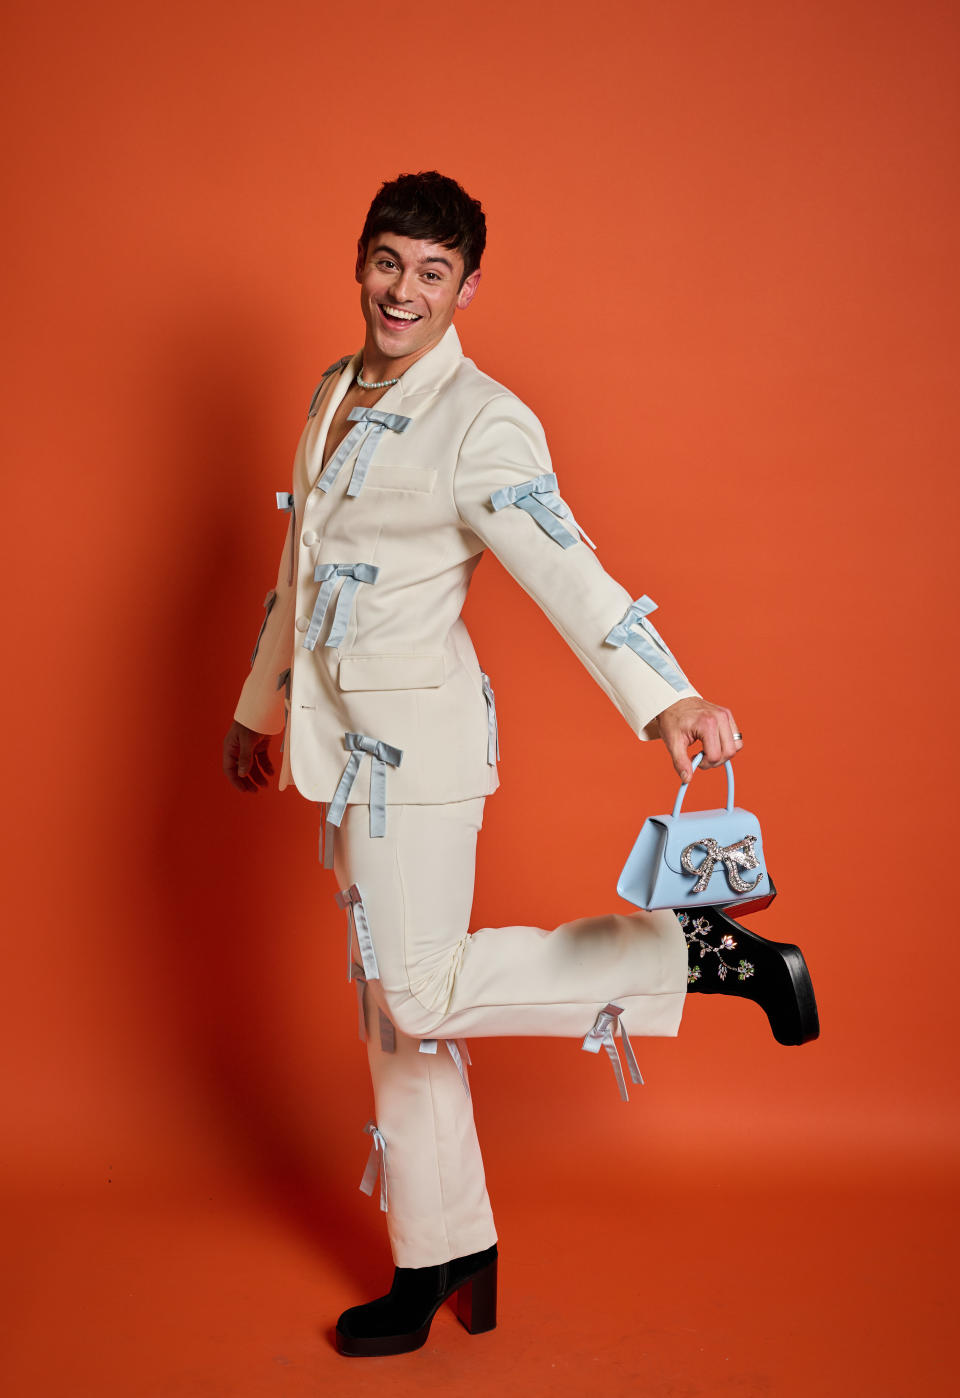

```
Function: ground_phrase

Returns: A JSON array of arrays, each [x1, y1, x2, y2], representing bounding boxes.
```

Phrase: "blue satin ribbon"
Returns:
[[603, 594, 689, 692], [349, 961, 368, 1042], [489, 472, 597, 550], [359, 1121, 388, 1211], [307, 356, 352, 417], [316, 407, 412, 497], [326, 733, 403, 840], [303, 563, 379, 652], [347, 972, 396, 1052], [250, 589, 277, 667], [480, 671, 500, 764], [337, 883, 380, 982], [418, 1038, 473, 1096], [317, 802, 334, 869], [378, 1010, 396, 1054], [275, 491, 295, 583], [581, 1002, 644, 1102]]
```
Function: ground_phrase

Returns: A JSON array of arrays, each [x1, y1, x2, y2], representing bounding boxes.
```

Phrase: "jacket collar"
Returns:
[[307, 324, 465, 487], [345, 323, 464, 410]]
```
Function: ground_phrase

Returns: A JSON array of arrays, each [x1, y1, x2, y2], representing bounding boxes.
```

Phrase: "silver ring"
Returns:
[[733, 731, 743, 740]]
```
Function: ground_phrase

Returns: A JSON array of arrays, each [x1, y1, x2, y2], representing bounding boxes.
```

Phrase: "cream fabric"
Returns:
[[334, 798, 687, 1266], [233, 326, 697, 1268], [233, 324, 699, 805], [361, 994, 498, 1267]]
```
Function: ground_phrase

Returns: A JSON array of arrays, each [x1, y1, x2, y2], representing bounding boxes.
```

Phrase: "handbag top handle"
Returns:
[[670, 751, 736, 818]]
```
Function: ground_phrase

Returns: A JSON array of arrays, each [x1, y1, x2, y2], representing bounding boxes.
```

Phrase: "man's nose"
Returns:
[[391, 268, 416, 301]]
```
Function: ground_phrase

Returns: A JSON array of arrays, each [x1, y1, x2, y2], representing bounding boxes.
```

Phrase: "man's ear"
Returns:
[[355, 240, 366, 282], [456, 267, 482, 311]]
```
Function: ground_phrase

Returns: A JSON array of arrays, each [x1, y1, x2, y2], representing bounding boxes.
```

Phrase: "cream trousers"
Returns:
[[329, 798, 688, 1267]]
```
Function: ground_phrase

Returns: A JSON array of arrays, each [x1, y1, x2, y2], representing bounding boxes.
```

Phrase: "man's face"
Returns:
[[355, 232, 481, 364]]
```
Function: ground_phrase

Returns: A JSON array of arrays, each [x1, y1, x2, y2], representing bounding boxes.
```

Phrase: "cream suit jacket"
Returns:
[[232, 324, 700, 807]]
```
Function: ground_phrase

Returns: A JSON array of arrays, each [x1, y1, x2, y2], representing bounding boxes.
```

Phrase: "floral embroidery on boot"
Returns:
[[677, 911, 755, 985]]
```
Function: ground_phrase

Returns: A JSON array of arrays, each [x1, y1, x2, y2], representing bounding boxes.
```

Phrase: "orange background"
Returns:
[[2, 1, 957, 1393]]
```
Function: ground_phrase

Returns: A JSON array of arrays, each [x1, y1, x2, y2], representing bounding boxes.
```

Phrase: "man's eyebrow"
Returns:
[[371, 242, 454, 271]]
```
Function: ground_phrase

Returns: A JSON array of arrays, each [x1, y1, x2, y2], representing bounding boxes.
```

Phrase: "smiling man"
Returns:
[[316, 204, 482, 482], [222, 171, 816, 1358]]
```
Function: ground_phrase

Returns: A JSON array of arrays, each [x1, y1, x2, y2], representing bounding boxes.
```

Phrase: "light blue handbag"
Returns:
[[617, 752, 771, 912]]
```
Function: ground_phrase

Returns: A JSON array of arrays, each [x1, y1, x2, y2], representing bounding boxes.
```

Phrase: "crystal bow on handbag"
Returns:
[[616, 753, 773, 912]]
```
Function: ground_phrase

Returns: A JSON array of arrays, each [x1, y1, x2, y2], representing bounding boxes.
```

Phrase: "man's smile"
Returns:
[[378, 303, 423, 327]]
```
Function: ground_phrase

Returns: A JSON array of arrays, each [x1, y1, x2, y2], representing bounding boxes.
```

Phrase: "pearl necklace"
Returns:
[[356, 365, 400, 390]]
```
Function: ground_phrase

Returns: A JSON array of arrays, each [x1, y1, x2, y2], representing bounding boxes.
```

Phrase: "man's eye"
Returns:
[[423, 272, 440, 281]]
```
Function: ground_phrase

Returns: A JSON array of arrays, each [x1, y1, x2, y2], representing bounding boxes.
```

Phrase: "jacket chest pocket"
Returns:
[[363, 463, 437, 493]]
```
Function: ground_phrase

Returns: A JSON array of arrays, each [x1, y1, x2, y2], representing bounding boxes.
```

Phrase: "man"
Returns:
[[222, 172, 816, 1357]]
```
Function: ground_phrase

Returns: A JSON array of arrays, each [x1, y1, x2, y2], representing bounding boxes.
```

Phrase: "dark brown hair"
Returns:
[[359, 171, 486, 284]]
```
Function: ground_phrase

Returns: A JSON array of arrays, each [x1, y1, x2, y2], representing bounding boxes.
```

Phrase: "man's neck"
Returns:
[[360, 333, 444, 386]]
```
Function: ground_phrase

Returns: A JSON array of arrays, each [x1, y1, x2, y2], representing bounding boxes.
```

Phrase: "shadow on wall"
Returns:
[[130, 299, 383, 1283]]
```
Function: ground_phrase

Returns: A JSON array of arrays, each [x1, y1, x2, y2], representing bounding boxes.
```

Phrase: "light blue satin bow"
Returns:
[[359, 1120, 388, 1211], [419, 1037, 473, 1096], [250, 589, 277, 667], [489, 472, 597, 550], [604, 594, 689, 692], [582, 1002, 644, 1102], [303, 563, 379, 651], [337, 883, 380, 982], [275, 491, 295, 583], [326, 732, 403, 840], [317, 407, 412, 497], [480, 671, 500, 765]]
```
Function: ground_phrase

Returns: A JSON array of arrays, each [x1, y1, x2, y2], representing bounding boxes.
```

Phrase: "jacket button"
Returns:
[[302, 530, 317, 546], [295, 616, 309, 632]]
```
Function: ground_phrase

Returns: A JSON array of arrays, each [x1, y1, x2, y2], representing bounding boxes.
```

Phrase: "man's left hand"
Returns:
[[656, 696, 743, 784]]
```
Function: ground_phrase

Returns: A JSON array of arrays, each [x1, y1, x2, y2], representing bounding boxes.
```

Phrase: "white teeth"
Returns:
[[381, 305, 420, 321]]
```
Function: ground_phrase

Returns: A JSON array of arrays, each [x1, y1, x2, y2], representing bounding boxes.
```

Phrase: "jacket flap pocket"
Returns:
[[364, 464, 437, 493], [338, 653, 446, 691]]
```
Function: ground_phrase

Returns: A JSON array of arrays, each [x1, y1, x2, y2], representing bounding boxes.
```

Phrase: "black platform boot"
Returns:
[[679, 896, 820, 1046], [335, 1243, 498, 1357]]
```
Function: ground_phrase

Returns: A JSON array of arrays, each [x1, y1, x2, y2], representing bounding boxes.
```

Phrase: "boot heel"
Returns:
[[454, 1257, 498, 1334]]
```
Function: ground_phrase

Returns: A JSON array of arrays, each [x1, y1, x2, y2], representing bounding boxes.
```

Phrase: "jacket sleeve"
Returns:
[[232, 508, 297, 735], [451, 393, 701, 741]]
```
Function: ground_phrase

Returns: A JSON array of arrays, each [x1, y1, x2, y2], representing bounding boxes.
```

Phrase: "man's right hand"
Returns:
[[222, 720, 275, 794]]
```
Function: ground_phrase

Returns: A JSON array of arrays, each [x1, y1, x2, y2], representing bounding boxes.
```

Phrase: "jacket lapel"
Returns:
[[304, 353, 361, 487], [304, 324, 465, 490]]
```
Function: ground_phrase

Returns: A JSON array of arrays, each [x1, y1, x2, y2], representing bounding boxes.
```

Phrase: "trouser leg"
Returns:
[[331, 797, 687, 1268], [360, 984, 497, 1267], [334, 799, 687, 1044], [333, 798, 496, 1268]]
